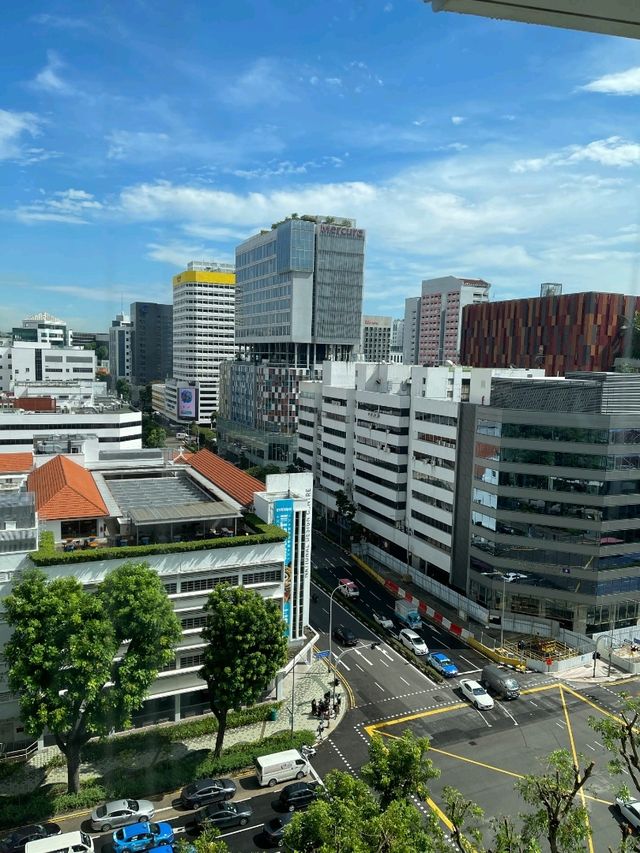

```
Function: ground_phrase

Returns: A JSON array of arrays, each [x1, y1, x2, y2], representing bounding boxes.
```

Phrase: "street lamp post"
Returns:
[[327, 583, 343, 704], [499, 575, 507, 652]]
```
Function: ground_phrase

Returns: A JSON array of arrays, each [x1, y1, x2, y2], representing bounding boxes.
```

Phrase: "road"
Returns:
[[50, 534, 635, 851]]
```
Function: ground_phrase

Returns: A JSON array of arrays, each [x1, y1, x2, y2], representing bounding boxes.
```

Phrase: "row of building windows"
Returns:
[[355, 486, 404, 509], [477, 421, 640, 446], [476, 443, 640, 472], [415, 431, 456, 449], [355, 451, 407, 474], [413, 451, 455, 471], [411, 470, 454, 491], [414, 411, 457, 426], [322, 455, 345, 470], [411, 509, 452, 535], [411, 490, 452, 513], [475, 467, 640, 496], [357, 402, 410, 417], [356, 467, 404, 492]]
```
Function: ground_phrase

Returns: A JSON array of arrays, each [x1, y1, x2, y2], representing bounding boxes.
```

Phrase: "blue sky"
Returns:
[[1, 1, 640, 333]]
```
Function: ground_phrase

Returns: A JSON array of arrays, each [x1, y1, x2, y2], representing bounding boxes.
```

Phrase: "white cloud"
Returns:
[[107, 130, 171, 160], [582, 66, 640, 96], [221, 59, 294, 107], [31, 13, 93, 31], [29, 50, 73, 94], [512, 136, 640, 172], [0, 109, 41, 160], [229, 155, 344, 179], [15, 188, 102, 225], [451, 115, 466, 125]]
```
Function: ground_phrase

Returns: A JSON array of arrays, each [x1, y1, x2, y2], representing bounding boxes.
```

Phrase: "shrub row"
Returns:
[[30, 515, 287, 567], [0, 729, 314, 829], [311, 572, 444, 684], [82, 702, 282, 762]]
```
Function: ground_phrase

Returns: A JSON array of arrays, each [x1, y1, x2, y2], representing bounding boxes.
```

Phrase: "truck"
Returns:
[[395, 600, 422, 630]]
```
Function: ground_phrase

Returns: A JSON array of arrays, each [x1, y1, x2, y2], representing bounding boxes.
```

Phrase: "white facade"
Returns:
[[0, 407, 142, 454], [109, 313, 133, 382], [172, 261, 236, 423], [1, 342, 95, 393], [19, 312, 71, 347], [299, 362, 543, 583]]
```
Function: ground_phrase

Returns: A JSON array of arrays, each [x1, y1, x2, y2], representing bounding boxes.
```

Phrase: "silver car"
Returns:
[[616, 797, 640, 830], [90, 799, 155, 832]]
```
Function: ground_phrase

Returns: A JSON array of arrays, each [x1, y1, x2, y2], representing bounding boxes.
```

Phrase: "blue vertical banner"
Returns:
[[274, 499, 294, 566], [274, 499, 295, 638]]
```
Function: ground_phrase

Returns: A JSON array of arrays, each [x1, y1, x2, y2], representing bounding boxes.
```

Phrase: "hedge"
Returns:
[[30, 514, 287, 567], [82, 702, 283, 762], [312, 573, 444, 684], [0, 730, 314, 829]]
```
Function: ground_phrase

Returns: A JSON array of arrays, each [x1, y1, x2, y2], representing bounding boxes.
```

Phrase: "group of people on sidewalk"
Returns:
[[311, 690, 341, 723]]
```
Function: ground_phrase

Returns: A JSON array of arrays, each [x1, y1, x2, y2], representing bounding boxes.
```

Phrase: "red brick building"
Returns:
[[460, 291, 640, 376]]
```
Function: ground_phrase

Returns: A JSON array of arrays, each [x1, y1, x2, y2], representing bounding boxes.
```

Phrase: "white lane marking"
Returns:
[[429, 625, 443, 636], [374, 681, 385, 691], [355, 663, 365, 673], [155, 806, 175, 815], [340, 558, 351, 565], [370, 591, 382, 601], [498, 703, 519, 727], [219, 823, 264, 838], [354, 649, 374, 666], [586, 744, 596, 751], [595, 741, 604, 749], [321, 607, 329, 615], [459, 656, 477, 668], [529, 700, 539, 708], [380, 658, 390, 668], [458, 668, 482, 676], [475, 709, 492, 728], [400, 676, 411, 686], [338, 660, 351, 671], [381, 648, 394, 660], [555, 721, 566, 729]]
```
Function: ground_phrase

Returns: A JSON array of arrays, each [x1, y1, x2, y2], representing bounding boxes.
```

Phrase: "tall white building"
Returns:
[[171, 261, 236, 424], [298, 362, 541, 585], [0, 341, 96, 393], [418, 276, 490, 366], [109, 313, 133, 384]]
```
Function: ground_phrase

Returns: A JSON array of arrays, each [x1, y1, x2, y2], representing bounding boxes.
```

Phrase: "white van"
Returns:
[[26, 832, 94, 853], [255, 748, 310, 787], [399, 628, 428, 656], [176, 432, 189, 440]]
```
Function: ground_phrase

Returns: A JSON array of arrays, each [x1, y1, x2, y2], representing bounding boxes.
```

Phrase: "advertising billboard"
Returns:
[[178, 386, 198, 419]]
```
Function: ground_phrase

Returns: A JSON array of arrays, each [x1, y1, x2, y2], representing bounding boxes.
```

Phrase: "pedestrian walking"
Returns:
[[316, 722, 324, 741], [311, 698, 317, 717]]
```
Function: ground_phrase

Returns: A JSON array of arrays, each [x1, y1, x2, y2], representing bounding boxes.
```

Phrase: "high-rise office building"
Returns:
[[13, 312, 72, 347], [403, 297, 421, 365], [130, 302, 173, 387], [165, 261, 236, 425], [361, 316, 392, 362], [218, 215, 365, 468], [109, 313, 133, 385], [418, 276, 490, 366], [461, 290, 640, 376]]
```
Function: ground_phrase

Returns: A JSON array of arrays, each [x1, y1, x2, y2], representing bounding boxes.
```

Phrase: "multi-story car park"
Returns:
[[0, 445, 312, 753]]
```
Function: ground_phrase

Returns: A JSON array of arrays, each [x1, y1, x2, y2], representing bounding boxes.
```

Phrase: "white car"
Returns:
[[399, 628, 428, 656], [460, 678, 495, 710], [372, 612, 394, 630], [503, 572, 528, 583], [616, 797, 640, 829]]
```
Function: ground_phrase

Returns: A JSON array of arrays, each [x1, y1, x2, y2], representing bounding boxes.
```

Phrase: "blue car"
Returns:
[[112, 822, 174, 853], [429, 652, 459, 678]]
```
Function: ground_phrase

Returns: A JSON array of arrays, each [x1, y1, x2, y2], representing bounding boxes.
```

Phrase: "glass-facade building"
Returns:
[[467, 374, 640, 634]]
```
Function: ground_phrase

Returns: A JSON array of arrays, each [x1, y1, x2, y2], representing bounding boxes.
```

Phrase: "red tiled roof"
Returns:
[[27, 455, 109, 520], [0, 452, 33, 474], [189, 449, 264, 506]]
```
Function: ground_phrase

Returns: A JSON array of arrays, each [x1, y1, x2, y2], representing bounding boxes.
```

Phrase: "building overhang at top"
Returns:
[[425, 1, 640, 40]]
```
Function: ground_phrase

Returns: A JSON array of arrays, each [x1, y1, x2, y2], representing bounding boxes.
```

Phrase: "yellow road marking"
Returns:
[[364, 701, 466, 737], [560, 685, 595, 853], [426, 796, 454, 832]]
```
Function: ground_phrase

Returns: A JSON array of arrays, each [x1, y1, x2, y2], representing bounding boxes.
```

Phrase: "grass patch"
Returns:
[[0, 730, 314, 829]]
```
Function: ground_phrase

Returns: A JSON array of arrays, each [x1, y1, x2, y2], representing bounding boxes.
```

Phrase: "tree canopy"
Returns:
[[199, 584, 287, 756], [361, 731, 439, 809], [4, 563, 181, 792]]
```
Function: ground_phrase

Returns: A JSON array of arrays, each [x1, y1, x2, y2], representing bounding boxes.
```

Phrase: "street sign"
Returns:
[[315, 650, 331, 660]]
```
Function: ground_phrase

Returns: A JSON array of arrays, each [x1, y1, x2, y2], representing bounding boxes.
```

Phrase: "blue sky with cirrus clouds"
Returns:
[[1, 1, 640, 332]]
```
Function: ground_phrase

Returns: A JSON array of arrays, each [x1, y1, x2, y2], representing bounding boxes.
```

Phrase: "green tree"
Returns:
[[589, 693, 640, 794], [199, 584, 287, 757], [139, 384, 153, 413], [516, 749, 593, 853], [175, 825, 229, 853], [283, 770, 443, 853], [361, 731, 440, 809], [142, 416, 166, 448], [4, 564, 181, 793], [116, 378, 131, 401]]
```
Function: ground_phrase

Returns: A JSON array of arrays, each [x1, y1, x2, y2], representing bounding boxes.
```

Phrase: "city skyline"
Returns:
[[1, 1, 640, 332]]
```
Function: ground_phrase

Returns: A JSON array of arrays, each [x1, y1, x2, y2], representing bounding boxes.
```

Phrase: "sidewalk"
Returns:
[[0, 656, 346, 796]]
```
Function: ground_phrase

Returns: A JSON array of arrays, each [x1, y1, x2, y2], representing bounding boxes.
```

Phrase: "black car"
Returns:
[[333, 625, 357, 646], [192, 801, 253, 830], [0, 824, 61, 853], [179, 778, 237, 809], [279, 782, 319, 812], [263, 814, 293, 846]]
